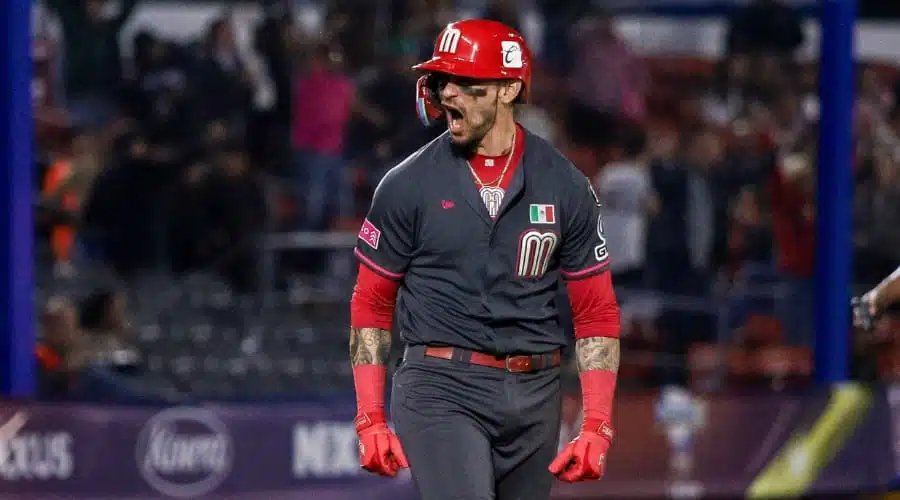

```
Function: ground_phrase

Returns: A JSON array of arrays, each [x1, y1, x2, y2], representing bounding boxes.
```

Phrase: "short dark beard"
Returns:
[[449, 139, 478, 157], [449, 100, 499, 157], [448, 120, 486, 157]]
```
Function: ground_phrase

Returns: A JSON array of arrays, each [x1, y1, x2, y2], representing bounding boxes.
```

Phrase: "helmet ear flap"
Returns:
[[416, 75, 444, 127]]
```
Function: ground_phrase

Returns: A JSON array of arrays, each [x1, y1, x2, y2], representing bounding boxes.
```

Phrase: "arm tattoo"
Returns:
[[575, 337, 620, 372], [349, 327, 392, 366]]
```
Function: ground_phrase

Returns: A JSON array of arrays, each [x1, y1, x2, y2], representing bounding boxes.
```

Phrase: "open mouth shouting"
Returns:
[[445, 105, 465, 135]]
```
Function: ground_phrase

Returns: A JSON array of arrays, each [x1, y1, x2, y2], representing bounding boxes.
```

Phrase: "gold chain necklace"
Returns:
[[467, 128, 517, 189]]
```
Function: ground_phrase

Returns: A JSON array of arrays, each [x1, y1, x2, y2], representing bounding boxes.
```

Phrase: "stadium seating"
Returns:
[[37, 267, 359, 399]]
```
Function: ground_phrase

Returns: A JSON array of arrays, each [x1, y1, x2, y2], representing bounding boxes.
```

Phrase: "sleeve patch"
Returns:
[[358, 218, 382, 250]]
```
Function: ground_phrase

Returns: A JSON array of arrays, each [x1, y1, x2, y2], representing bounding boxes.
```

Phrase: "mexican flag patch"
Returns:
[[529, 204, 556, 224]]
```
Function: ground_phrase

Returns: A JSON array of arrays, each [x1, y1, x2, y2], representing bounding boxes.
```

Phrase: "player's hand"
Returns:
[[852, 291, 878, 331], [355, 412, 409, 477], [548, 419, 613, 482]]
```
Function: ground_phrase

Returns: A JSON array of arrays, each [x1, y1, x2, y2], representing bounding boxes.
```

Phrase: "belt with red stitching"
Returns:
[[420, 345, 561, 373]]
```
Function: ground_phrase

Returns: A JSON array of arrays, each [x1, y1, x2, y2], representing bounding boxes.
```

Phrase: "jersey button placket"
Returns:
[[478, 232, 491, 305]]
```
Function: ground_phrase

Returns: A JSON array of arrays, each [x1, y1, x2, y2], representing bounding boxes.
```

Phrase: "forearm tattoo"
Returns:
[[349, 327, 392, 366], [575, 337, 620, 372]]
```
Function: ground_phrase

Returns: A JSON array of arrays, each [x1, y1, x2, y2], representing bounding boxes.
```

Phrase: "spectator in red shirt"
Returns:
[[768, 149, 816, 346], [292, 44, 356, 230]]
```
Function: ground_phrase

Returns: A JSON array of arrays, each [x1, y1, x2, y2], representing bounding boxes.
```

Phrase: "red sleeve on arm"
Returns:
[[566, 271, 620, 428], [350, 264, 401, 417], [565, 271, 620, 339], [350, 263, 401, 331]]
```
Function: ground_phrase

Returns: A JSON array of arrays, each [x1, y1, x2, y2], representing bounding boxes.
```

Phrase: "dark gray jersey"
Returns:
[[355, 129, 610, 354]]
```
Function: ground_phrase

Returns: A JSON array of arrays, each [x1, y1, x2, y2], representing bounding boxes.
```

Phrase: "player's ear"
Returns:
[[499, 81, 523, 106]]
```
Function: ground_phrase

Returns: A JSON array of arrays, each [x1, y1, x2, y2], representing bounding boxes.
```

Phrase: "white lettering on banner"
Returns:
[[136, 407, 233, 499], [292, 422, 360, 478], [0, 432, 74, 481], [145, 430, 229, 474], [438, 28, 461, 54]]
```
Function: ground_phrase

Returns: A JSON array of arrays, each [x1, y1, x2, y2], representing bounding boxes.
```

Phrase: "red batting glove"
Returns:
[[549, 419, 613, 482], [351, 361, 408, 477], [355, 411, 409, 477]]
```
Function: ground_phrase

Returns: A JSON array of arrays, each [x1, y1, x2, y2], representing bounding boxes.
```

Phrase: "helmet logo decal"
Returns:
[[501, 41, 523, 68], [438, 28, 462, 54]]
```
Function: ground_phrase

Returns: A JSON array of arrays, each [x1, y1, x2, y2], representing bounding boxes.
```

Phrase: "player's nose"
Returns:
[[440, 81, 462, 100]]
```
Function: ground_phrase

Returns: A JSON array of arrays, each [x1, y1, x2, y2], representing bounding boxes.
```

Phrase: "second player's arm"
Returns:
[[870, 265, 900, 313]]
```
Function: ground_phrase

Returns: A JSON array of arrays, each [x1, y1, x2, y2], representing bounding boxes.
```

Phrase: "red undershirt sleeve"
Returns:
[[564, 271, 620, 339], [349, 264, 401, 418], [565, 271, 620, 429], [350, 263, 401, 331]]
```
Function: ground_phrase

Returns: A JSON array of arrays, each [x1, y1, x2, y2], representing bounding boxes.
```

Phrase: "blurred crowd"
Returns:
[[30, 0, 900, 401]]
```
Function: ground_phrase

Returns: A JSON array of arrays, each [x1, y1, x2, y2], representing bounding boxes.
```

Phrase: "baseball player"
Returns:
[[348, 20, 621, 500]]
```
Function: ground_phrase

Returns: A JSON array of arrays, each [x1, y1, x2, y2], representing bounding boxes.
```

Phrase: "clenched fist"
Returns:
[[549, 419, 613, 482], [355, 412, 409, 477]]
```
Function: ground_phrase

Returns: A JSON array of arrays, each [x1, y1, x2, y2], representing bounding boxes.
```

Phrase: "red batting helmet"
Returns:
[[413, 19, 533, 126]]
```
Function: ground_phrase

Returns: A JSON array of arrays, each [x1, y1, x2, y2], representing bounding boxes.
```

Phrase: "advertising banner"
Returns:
[[0, 400, 416, 499], [0, 386, 894, 499]]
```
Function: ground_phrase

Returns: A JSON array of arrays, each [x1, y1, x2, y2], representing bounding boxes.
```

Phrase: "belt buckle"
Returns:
[[505, 356, 531, 373]]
